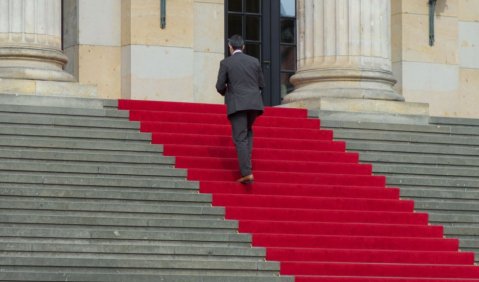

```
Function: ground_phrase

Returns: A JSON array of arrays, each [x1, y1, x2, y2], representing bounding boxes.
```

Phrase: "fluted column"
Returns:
[[0, 0, 74, 81], [284, 0, 403, 104]]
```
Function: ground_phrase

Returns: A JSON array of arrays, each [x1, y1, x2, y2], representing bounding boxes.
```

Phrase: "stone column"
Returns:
[[283, 0, 404, 104], [0, 0, 74, 81]]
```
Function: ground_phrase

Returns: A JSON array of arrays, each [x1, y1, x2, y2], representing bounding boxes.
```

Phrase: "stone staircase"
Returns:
[[320, 115, 479, 262], [3, 94, 479, 280], [0, 96, 291, 282]]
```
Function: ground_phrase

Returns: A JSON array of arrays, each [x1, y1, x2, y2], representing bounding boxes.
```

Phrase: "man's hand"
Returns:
[[218, 85, 227, 96]]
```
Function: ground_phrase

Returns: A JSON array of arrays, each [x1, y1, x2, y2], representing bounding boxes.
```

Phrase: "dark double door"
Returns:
[[225, 0, 296, 106]]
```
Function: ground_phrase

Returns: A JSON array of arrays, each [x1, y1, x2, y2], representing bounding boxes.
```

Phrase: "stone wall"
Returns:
[[458, 0, 479, 118], [63, 0, 121, 99], [392, 0, 479, 118], [64, 0, 224, 103]]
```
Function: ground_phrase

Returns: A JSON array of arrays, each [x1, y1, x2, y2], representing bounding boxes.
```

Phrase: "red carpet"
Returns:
[[119, 99, 479, 281]]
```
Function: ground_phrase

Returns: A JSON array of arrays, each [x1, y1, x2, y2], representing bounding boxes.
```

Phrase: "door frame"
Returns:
[[224, 0, 282, 106]]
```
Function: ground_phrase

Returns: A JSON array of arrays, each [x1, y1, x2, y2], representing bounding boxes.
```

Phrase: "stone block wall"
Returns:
[[63, 0, 121, 99], [392, 0, 479, 118], [63, 0, 224, 103]]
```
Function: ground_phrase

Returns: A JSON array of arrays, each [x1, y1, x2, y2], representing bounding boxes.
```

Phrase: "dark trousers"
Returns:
[[228, 110, 260, 177]]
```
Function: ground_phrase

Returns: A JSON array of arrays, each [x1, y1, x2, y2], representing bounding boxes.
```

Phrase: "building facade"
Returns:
[[1, 0, 478, 118]]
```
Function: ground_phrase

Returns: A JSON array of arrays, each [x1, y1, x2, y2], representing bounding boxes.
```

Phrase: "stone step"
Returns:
[[346, 140, 479, 157], [103, 99, 119, 108], [0, 271, 292, 282], [400, 188, 479, 201], [0, 149, 172, 165], [0, 170, 185, 182], [360, 151, 479, 167], [1, 209, 223, 222], [2, 252, 266, 264], [0, 136, 164, 153], [459, 238, 479, 249], [0, 173, 198, 190], [444, 226, 479, 237], [0, 182, 198, 195], [0, 157, 173, 169], [428, 212, 479, 224], [386, 175, 479, 189], [331, 129, 479, 146], [0, 213, 237, 232], [0, 239, 263, 259], [322, 120, 451, 134], [0, 160, 185, 178], [399, 185, 479, 191], [0, 185, 203, 201], [455, 238, 479, 262], [0, 124, 150, 141], [0, 102, 127, 119], [0, 254, 279, 272], [413, 200, 479, 213], [398, 185, 479, 194], [373, 163, 479, 178], [0, 112, 139, 130], [0, 226, 251, 246], [455, 239, 479, 257], [431, 116, 479, 127], [0, 256, 280, 275], [0, 198, 220, 218], [0, 93, 109, 109], [322, 119, 479, 136]]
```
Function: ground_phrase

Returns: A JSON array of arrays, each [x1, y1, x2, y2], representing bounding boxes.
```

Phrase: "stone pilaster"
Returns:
[[0, 0, 74, 81], [284, 0, 403, 103]]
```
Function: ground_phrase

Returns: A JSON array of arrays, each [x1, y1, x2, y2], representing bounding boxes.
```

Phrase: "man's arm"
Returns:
[[257, 61, 265, 91], [216, 61, 228, 96]]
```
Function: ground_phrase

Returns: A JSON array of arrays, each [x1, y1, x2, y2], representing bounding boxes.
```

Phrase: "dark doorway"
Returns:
[[225, 0, 296, 106]]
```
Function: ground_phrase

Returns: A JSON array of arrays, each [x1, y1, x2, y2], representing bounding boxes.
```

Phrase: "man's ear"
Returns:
[[242, 45, 245, 51]]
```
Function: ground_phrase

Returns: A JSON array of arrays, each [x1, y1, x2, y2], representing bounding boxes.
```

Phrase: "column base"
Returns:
[[0, 67, 75, 82], [0, 78, 97, 98], [280, 97, 430, 125], [286, 67, 405, 102], [283, 83, 405, 103], [0, 46, 75, 82]]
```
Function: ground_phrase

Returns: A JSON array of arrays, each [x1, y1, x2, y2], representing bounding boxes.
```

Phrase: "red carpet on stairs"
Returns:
[[119, 99, 479, 282]]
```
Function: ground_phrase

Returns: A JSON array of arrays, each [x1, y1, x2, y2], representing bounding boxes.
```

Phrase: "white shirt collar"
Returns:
[[233, 50, 243, 55]]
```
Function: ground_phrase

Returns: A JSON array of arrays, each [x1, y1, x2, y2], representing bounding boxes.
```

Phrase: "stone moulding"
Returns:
[[0, 46, 74, 82], [0, 47, 68, 66]]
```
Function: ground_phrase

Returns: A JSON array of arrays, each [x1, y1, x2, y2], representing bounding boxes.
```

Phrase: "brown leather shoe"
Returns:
[[237, 174, 254, 184]]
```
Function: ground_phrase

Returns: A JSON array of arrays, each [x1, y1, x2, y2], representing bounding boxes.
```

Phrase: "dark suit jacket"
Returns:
[[216, 52, 265, 116]]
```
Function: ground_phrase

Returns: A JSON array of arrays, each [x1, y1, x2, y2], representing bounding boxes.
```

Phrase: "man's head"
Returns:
[[228, 34, 244, 54]]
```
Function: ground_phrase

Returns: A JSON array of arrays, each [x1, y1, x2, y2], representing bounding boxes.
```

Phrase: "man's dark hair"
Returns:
[[228, 35, 244, 50]]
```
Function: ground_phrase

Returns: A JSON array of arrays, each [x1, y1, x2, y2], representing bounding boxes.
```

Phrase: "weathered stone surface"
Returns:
[[285, 97, 429, 124], [0, 79, 97, 98]]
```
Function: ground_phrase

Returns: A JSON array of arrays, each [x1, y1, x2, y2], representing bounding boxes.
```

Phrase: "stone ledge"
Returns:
[[0, 79, 100, 109], [281, 97, 430, 125]]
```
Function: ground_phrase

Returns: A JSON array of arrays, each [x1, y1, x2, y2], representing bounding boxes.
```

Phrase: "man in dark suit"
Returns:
[[216, 35, 265, 184]]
